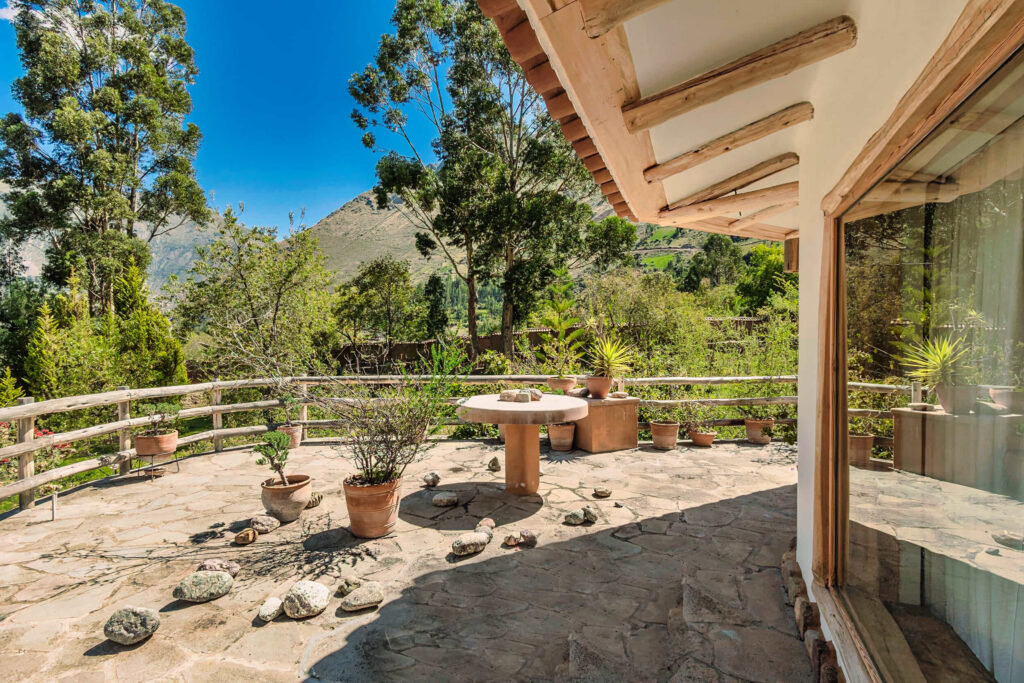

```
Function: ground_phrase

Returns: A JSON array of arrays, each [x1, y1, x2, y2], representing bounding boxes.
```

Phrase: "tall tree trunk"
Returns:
[[500, 243, 515, 357], [465, 241, 479, 360]]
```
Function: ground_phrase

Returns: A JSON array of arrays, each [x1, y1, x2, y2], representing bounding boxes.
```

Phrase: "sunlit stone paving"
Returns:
[[0, 438, 810, 681]]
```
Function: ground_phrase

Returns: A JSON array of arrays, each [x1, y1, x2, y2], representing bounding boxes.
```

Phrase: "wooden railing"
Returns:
[[0, 374, 916, 510]]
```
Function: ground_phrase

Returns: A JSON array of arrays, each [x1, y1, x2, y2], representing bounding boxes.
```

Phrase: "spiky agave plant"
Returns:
[[588, 336, 635, 379], [901, 336, 970, 386]]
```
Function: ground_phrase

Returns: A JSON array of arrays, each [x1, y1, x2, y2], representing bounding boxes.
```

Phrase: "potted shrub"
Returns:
[[275, 394, 303, 448], [679, 401, 717, 447], [536, 268, 584, 394], [134, 403, 180, 457], [254, 430, 312, 522], [847, 416, 875, 468], [741, 379, 782, 444], [320, 344, 463, 538], [902, 336, 976, 414], [586, 336, 634, 399], [548, 422, 575, 451]]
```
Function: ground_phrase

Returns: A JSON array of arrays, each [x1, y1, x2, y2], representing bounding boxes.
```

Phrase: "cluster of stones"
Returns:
[[498, 388, 543, 402], [564, 504, 599, 526], [781, 539, 840, 683], [233, 513, 281, 545]]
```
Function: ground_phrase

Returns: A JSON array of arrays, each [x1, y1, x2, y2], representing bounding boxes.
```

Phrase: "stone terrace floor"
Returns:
[[0, 438, 810, 682]]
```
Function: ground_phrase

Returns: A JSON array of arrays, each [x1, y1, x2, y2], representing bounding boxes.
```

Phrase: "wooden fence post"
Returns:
[[117, 386, 131, 475], [212, 383, 223, 452], [911, 381, 922, 404], [298, 381, 308, 441], [17, 397, 35, 509]]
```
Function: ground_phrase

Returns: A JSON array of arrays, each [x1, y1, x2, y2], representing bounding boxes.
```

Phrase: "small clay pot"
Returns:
[[586, 376, 614, 399], [848, 434, 874, 467], [934, 384, 977, 415], [744, 418, 774, 445], [261, 474, 312, 522], [650, 421, 680, 450], [688, 430, 717, 447], [548, 422, 575, 451], [546, 376, 577, 393], [276, 424, 303, 449], [344, 476, 403, 539], [135, 430, 178, 457]]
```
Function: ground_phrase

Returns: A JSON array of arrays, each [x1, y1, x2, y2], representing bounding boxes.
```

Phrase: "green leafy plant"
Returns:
[[281, 394, 302, 426], [675, 401, 714, 433], [901, 336, 970, 386], [588, 336, 635, 378], [535, 268, 585, 378], [136, 403, 180, 437], [254, 431, 292, 486]]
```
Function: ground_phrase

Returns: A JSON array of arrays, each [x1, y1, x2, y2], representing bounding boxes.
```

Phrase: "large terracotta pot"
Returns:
[[848, 434, 874, 467], [989, 387, 1024, 414], [344, 476, 403, 539], [650, 421, 680, 450], [744, 418, 774, 445], [586, 376, 614, 399], [135, 430, 178, 457], [277, 424, 303, 449], [934, 384, 977, 414], [548, 422, 575, 451], [546, 376, 577, 393], [688, 430, 717, 447], [261, 474, 312, 522]]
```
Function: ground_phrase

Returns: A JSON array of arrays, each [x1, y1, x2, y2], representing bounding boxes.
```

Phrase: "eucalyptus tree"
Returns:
[[0, 0, 209, 313]]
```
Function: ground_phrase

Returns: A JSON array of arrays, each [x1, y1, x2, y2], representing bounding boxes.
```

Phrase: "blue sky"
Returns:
[[0, 1, 430, 234]]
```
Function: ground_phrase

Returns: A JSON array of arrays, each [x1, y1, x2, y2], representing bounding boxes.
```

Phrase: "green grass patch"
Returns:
[[642, 254, 673, 270]]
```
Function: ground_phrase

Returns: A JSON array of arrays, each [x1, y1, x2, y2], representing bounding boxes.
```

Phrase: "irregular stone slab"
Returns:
[[234, 528, 257, 545], [593, 486, 612, 498], [564, 510, 586, 525], [306, 491, 323, 509], [282, 581, 330, 619], [529, 388, 543, 401], [610, 391, 629, 399], [487, 456, 501, 472], [334, 574, 364, 597], [173, 571, 233, 603], [423, 471, 441, 487], [250, 515, 281, 534], [498, 389, 518, 402], [452, 531, 491, 556], [257, 597, 283, 622], [339, 581, 384, 612], [104, 606, 160, 645], [568, 387, 589, 397], [519, 529, 538, 547], [432, 491, 458, 507], [197, 558, 240, 577], [514, 390, 531, 403]]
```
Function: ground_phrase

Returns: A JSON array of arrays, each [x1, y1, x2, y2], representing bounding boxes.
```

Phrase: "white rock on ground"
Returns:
[[172, 571, 233, 603], [519, 529, 538, 547], [432, 491, 459, 507], [250, 515, 281, 534], [339, 582, 384, 612], [257, 597, 283, 622], [582, 505, 598, 523], [282, 581, 331, 619], [593, 486, 612, 498], [452, 531, 491, 556], [423, 471, 441, 487], [475, 525, 494, 542], [334, 574, 364, 597], [197, 558, 240, 577], [564, 510, 586, 525], [104, 606, 160, 645]]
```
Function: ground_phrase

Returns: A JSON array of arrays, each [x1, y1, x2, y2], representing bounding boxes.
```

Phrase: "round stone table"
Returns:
[[456, 394, 588, 495]]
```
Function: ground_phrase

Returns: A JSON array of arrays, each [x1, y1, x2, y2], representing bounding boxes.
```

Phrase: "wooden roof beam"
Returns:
[[659, 182, 799, 222], [645, 103, 813, 182], [622, 16, 855, 133], [667, 153, 799, 209], [581, 0, 674, 38], [727, 201, 798, 233]]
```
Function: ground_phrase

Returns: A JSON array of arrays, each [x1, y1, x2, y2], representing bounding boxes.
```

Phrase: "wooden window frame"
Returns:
[[812, 1, 1024, 680]]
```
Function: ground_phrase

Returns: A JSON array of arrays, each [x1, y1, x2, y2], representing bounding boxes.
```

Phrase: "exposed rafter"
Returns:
[[580, 0, 674, 38], [659, 182, 799, 222], [622, 17, 855, 133], [728, 202, 799, 232], [667, 153, 799, 209], [645, 104, 813, 183]]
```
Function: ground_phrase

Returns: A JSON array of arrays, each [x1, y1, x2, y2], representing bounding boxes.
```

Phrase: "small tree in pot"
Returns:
[[254, 430, 311, 522], [275, 394, 304, 448], [586, 336, 634, 399], [536, 268, 584, 394], [134, 403, 180, 457]]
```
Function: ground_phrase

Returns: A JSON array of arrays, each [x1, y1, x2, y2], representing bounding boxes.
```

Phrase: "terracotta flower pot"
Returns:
[[744, 418, 774, 445], [261, 473, 312, 523], [135, 430, 178, 457], [546, 376, 577, 393], [276, 424, 303, 449], [848, 434, 874, 467], [548, 422, 575, 451], [650, 421, 680, 450], [989, 387, 1024, 414], [688, 430, 717, 447], [934, 384, 977, 414], [586, 376, 614, 399], [344, 476, 403, 539]]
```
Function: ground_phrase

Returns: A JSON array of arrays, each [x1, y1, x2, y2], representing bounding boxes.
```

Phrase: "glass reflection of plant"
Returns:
[[901, 336, 970, 386]]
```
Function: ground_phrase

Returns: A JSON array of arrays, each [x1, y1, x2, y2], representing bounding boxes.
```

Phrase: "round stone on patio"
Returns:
[[197, 558, 240, 577], [432, 491, 459, 507], [172, 570, 233, 603], [250, 514, 281, 534], [103, 606, 160, 645], [339, 581, 384, 612], [257, 597, 283, 622], [283, 581, 330, 619]]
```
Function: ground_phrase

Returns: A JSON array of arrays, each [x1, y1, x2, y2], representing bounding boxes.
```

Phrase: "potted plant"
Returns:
[[741, 379, 781, 444], [586, 336, 634, 400], [901, 336, 976, 414], [275, 394, 303, 448], [321, 344, 463, 538], [646, 406, 679, 450], [847, 416, 875, 468], [548, 422, 575, 451], [989, 362, 1024, 413], [679, 401, 717, 447], [134, 403, 180, 457], [254, 430, 312, 522], [536, 268, 584, 393]]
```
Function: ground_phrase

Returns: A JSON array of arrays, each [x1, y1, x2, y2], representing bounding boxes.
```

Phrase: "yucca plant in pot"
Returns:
[[586, 336, 634, 399], [134, 403, 180, 457], [679, 401, 717, 447], [536, 267, 584, 394], [901, 336, 975, 414], [255, 430, 311, 522]]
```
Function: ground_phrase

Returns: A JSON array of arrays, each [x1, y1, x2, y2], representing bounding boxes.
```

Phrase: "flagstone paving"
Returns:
[[0, 437, 809, 682]]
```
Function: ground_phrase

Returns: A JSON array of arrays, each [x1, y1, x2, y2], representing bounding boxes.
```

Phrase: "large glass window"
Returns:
[[841, 49, 1024, 681]]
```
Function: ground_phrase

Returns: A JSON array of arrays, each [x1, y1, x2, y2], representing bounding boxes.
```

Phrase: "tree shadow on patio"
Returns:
[[398, 481, 543, 531], [305, 485, 813, 683]]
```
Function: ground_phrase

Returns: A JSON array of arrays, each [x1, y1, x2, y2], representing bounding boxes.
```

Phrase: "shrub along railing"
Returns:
[[0, 374, 916, 511]]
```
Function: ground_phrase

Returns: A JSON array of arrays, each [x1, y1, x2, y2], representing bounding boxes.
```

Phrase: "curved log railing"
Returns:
[[0, 374, 916, 510]]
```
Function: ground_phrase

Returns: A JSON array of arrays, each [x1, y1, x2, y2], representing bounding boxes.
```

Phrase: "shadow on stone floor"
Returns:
[[305, 484, 812, 683], [398, 482, 544, 531]]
